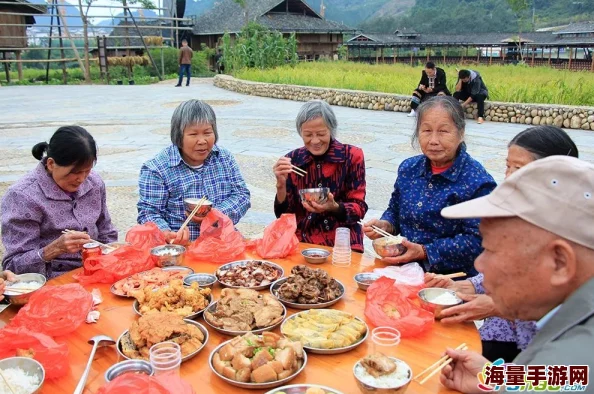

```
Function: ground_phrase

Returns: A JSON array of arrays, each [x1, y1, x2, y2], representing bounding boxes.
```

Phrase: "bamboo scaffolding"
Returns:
[[0, 11, 191, 21], [0, 57, 99, 63], [0, 1, 167, 10], [0, 23, 193, 30], [3, 35, 173, 40], [0, 46, 169, 51]]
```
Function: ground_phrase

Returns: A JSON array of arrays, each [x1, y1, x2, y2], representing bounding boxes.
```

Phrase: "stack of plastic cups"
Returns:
[[149, 342, 181, 378], [332, 227, 352, 267]]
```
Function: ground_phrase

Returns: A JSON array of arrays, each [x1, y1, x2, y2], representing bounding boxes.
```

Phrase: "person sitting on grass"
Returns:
[[453, 69, 488, 125], [408, 61, 450, 117]]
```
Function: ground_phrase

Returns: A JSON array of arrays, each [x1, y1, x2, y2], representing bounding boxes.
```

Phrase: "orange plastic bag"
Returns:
[[75, 246, 154, 285], [125, 222, 167, 250], [8, 284, 93, 337], [248, 214, 299, 259], [0, 327, 69, 379], [97, 372, 195, 394], [364, 276, 434, 338], [186, 209, 245, 263]]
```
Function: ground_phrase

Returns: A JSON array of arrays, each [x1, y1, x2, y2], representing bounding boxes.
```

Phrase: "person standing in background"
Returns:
[[176, 39, 193, 87]]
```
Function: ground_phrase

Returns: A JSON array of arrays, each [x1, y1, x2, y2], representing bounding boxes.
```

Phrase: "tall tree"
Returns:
[[506, 0, 531, 61]]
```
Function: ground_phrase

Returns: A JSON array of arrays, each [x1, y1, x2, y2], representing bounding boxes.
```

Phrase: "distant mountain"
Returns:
[[96, 10, 159, 27], [29, 0, 84, 29]]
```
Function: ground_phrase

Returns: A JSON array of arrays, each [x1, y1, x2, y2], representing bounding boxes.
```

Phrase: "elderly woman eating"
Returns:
[[138, 99, 251, 244], [425, 125, 579, 363], [273, 100, 368, 252], [1, 126, 118, 278], [364, 96, 496, 275]]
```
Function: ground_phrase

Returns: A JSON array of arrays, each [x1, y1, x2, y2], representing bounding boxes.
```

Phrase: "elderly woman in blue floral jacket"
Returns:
[[364, 96, 496, 276]]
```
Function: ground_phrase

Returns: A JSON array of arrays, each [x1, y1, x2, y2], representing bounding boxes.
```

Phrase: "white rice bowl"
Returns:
[[354, 358, 411, 389], [0, 366, 42, 394], [427, 291, 460, 305], [4, 281, 43, 295]]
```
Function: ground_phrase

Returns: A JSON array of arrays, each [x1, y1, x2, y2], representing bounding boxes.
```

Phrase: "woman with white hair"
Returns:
[[137, 100, 251, 244], [273, 100, 368, 252]]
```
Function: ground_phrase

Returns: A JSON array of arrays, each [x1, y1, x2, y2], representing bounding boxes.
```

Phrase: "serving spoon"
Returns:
[[73, 335, 116, 394]]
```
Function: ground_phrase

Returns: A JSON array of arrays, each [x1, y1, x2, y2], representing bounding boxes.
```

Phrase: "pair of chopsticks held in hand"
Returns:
[[415, 343, 469, 385], [169, 196, 207, 244], [62, 229, 115, 252]]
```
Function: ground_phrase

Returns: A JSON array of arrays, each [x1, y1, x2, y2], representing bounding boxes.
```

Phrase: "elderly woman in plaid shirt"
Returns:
[[137, 100, 251, 244]]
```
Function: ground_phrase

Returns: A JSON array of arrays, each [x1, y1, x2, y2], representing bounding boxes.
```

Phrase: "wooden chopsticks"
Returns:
[[62, 229, 115, 251], [291, 165, 307, 177], [170, 196, 206, 243], [439, 272, 467, 279], [415, 343, 468, 385]]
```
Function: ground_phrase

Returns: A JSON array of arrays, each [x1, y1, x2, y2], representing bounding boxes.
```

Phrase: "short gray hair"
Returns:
[[412, 96, 465, 149], [170, 100, 218, 148], [295, 100, 337, 138]]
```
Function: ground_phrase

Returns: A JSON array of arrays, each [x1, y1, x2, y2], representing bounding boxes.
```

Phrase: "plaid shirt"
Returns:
[[137, 144, 251, 240]]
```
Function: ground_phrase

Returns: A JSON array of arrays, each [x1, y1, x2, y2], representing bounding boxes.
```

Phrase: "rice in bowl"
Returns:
[[354, 358, 411, 389]]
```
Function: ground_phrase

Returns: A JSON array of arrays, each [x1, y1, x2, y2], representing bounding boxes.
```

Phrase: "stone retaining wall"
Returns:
[[214, 75, 594, 131]]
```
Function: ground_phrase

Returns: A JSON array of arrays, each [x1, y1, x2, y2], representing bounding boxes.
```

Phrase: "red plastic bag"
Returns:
[[186, 209, 245, 263], [248, 214, 299, 259], [125, 222, 166, 250], [364, 277, 434, 338], [8, 284, 93, 337], [75, 246, 154, 285], [0, 327, 69, 379], [97, 372, 195, 394]]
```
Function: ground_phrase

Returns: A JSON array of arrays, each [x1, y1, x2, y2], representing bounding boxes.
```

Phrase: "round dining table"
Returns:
[[0, 243, 480, 393]]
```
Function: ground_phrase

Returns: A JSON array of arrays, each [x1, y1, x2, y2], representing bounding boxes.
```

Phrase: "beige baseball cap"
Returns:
[[441, 156, 594, 250]]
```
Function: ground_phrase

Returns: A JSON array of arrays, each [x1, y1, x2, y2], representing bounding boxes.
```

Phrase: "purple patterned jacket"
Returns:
[[1, 161, 117, 278]]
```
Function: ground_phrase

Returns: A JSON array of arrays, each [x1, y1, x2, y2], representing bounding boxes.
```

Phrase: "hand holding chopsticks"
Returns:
[[358, 220, 394, 238], [415, 343, 469, 385], [170, 196, 206, 244], [62, 229, 115, 252]]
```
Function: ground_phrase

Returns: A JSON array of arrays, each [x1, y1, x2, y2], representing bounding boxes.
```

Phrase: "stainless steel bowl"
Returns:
[[150, 245, 186, 267], [281, 310, 368, 355], [117, 319, 209, 362], [216, 260, 284, 290], [301, 248, 330, 264], [270, 277, 345, 310], [3, 273, 47, 306], [209, 338, 307, 389], [133, 293, 212, 320], [354, 273, 381, 291], [265, 384, 343, 394], [203, 300, 286, 336], [183, 273, 217, 289], [418, 288, 463, 319], [372, 236, 407, 258], [184, 198, 213, 218], [104, 360, 154, 382], [0, 357, 45, 393], [101, 241, 131, 254], [353, 357, 412, 394], [298, 187, 330, 204]]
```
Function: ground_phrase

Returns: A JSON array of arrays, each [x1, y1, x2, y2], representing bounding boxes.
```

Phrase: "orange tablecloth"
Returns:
[[0, 243, 480, 393]]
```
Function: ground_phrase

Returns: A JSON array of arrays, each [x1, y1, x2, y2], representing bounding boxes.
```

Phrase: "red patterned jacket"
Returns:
[[274, 139, 368, 252]]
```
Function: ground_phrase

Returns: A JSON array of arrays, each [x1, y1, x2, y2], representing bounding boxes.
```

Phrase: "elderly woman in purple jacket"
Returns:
[[1, 126, 117, 278]]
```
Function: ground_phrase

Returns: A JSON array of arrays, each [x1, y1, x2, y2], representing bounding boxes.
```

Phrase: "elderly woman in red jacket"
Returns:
[[273, 100, 368, 252]]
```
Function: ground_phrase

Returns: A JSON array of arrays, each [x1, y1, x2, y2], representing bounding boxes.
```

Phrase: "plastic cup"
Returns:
[[371, 327, 401, 354], [150, 342, 181, 377]]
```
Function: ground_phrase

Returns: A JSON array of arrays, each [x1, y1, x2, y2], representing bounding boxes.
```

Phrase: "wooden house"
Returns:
[[0, 0, 45, 81], [190, 0, 354, 61]]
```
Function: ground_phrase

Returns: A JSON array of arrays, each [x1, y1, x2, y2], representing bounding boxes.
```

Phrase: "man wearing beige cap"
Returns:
[[438, 156, 594, 393]]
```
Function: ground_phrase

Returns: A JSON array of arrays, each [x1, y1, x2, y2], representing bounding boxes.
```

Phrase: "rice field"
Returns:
[[235, 62, 594, 106]]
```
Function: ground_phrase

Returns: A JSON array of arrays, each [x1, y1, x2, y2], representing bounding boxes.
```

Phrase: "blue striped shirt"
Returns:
[[137, 144, 251, 240]]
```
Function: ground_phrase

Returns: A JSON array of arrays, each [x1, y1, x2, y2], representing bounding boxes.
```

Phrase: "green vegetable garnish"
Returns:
[[268, 348, 276, 356]]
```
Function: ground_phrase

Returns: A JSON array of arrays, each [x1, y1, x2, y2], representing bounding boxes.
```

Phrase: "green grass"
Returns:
[[235, 61, 594, 106]]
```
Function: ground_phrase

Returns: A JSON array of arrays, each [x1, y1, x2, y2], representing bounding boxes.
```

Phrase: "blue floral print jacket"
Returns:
[[381, 144, 496, 275]]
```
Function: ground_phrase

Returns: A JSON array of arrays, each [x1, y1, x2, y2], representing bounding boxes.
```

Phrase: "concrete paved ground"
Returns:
[[1, 78, 593, 257]]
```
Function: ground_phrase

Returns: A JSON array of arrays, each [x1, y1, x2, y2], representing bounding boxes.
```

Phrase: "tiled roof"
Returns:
[[192, 0, 354, 35], [347, 31, 594, 47], [554, 21, 594, 34]]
